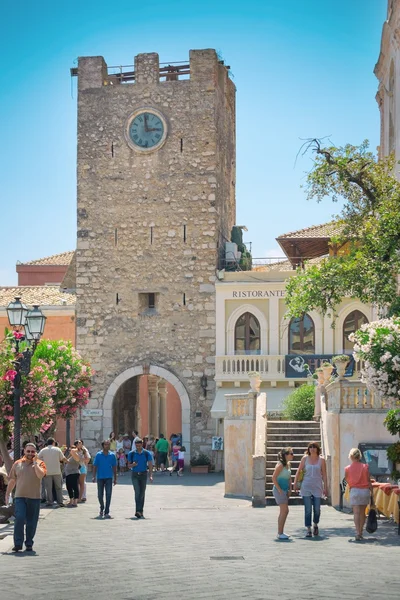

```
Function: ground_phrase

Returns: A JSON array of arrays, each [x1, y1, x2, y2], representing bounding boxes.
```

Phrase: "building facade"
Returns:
[[375, 0, 400, 167], [211, 223, 377, 423], [74, 50, 236, 455]]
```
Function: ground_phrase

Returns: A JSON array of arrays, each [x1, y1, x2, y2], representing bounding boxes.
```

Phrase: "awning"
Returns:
[[211, 388, 238, 419]]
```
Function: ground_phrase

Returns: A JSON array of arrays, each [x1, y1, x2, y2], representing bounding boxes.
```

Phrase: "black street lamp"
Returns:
[[6, 298, 46, 461]]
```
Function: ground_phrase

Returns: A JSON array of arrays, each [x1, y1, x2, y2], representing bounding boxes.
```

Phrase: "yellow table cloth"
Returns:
[[344, 485, 399, 524]]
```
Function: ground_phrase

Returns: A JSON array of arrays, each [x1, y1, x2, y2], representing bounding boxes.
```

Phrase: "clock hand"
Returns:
[[148, 128, 161, 132], [144, 114, 148, 132]]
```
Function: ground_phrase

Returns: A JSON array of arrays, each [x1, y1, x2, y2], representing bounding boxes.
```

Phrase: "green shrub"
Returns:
[[282, 385, 315, 421]]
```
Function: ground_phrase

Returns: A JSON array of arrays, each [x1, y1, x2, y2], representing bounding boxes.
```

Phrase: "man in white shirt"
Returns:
[[38, 438, 67, 507], [131, 431, 140, 451]]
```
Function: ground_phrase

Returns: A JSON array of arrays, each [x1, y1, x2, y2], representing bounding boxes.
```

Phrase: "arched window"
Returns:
[[289, 314, 315, 355], [234, 312, 260, 355], [343, 310, 368, 352]]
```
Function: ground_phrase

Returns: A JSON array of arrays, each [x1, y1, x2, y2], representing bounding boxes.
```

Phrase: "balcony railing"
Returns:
[[215, 354, 365, 381], [215, 355, 285, 380]]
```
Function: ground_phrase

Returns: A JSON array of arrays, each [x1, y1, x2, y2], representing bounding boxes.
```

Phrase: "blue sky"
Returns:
[[0, 0, 386, 284]]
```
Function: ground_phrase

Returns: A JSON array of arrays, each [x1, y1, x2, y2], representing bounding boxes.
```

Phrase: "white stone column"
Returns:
[[268, 297, 279, 355], [158, 380, 167, 437], [323, 314, 334, 354]]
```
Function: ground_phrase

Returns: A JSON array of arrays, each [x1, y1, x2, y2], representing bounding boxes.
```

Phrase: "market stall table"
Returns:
[[344, 481, 400, 532]]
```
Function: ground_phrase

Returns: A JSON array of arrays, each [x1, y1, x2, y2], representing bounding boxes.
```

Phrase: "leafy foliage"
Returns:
[[282, 384, 315, 421], [285, 141, 400, 318], [384, 408, 400, 436], [0, 334, 93, 441]]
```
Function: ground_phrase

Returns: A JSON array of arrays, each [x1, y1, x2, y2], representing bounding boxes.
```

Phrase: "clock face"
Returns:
[[128, 111, 166, 150]]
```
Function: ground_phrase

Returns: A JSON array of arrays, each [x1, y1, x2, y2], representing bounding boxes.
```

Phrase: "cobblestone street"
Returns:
[[1, 473, 399, 600]]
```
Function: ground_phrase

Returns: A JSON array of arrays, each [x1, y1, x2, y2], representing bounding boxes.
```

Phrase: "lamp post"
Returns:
[[6, 298, 46, 461]]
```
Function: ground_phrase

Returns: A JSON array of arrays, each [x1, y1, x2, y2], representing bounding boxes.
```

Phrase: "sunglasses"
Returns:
[[309, 445, 318, 449], [25, 450, 36, 454], [286, 452, 294, 455]]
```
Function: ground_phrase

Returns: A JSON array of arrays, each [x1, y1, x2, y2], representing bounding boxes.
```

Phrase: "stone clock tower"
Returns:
[[74, 50, 236, 455]]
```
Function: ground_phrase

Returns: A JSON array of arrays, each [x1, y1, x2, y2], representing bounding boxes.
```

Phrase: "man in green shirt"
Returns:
[[155, 434, 169, 471]]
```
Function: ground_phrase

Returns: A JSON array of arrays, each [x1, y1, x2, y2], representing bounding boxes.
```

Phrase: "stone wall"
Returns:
[[75, 49, 236, 454]]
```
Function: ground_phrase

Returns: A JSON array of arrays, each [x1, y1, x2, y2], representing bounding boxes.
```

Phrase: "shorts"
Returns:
[[273, 486, 289, 505], [158, 451, 168, 465], [80, 465, 87, 475], [172, 455, 179, 463], [349, 488, 371, 506]]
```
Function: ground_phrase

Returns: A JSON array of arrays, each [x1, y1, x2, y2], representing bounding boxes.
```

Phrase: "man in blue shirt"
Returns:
[[127, 438, 153, 518], [93, 440, 117, 519]]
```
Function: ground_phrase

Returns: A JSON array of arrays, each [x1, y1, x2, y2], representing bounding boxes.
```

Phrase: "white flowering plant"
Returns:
[[350, 317, 400, 403]]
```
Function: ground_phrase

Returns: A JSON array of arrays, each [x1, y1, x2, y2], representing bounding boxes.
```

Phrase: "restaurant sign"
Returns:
[[232, 290, 285, 298], [285, 354, 355, 378]]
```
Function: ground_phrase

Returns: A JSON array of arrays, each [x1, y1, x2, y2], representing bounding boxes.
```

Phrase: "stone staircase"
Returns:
[[265, 420, 322, 505]]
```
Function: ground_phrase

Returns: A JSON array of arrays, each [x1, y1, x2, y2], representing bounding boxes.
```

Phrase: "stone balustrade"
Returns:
[[324, 379, 396, 412], [216, 355, 285, 380]]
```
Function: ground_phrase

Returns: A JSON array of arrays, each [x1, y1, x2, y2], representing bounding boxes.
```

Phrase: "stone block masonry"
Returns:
[[75, 49, 236, 455]]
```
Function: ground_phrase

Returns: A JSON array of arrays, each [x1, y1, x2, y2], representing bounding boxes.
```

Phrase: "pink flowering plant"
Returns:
[[32, 339, 93, 420], [350, 317, 400, 405], [0, 332, 93, 441], [0, 333, 55, 439]]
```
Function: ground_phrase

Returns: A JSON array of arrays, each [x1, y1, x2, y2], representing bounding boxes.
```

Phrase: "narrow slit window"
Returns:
[[150, 226, 153, 245], [183, 293, 186, 306], [114, 228, 118, 246], [111, 142, 114, 158], [116, 293, 119, 305], [183, 224, 187, 242], [180, 138, 183, 153], [148, 293, 155, 309]]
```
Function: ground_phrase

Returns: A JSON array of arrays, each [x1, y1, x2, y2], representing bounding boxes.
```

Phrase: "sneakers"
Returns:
[[25, 546, 33, 552], [99, 511, 104, 518], [277, 533, 290, 540], [313, 524, 319, 536], [135, 511, 141, 518], [104, 514, 113, 519], [12, 546, 23, 552]]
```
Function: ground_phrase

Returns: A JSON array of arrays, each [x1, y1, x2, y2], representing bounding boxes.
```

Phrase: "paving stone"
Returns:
[[1, 473, 399, 600]]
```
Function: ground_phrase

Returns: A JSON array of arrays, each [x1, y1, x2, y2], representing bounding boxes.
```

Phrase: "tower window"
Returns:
[[183, 224, 187, 242], [139, 292, 158, 315]]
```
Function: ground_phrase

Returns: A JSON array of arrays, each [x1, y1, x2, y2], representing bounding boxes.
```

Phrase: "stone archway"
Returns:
[[102, 365, 191, 456]]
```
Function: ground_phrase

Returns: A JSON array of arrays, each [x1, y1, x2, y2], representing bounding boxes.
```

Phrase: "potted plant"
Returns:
[[332, 354, 350, 378], [315, 368, 325, 386], [321, 361, 333, 381], [190, 453, 211, 474]]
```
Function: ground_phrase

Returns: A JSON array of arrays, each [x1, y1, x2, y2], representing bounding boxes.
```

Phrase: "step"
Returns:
[[267, 426, 320, 433], [267, 421, 319, 426]]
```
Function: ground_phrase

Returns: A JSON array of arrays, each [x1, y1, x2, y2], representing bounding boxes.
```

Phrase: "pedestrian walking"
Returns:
[[117, 449, 127, 474], [272, 447, 293, 540], [76, 440, 90, 502], [155, 433, 169, 471], [170, 439, 180, 474], [177, 445, 186, 476], [109, 432, 117, 453], [5, 442, 46, 552], [64, 444, 81, 507], [38, 437, 67, 507], [344, 448, 373, 540], [294, 441, 328, 537], [127, 438, 153, 518], [92, 439, 117, 518]]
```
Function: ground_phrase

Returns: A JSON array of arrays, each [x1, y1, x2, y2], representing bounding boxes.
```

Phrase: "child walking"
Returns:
[[118, 449, 127, 475], [177, 446, 185, 476]]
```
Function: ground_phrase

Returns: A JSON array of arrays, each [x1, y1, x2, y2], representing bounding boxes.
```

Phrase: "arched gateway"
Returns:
[[102, 365, 191, 456]]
